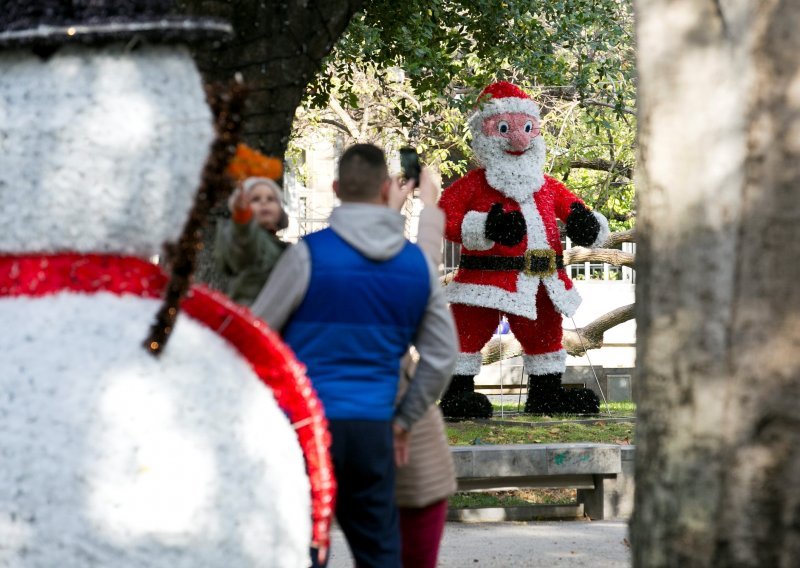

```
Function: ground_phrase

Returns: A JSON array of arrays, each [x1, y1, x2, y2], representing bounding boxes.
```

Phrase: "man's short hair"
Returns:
[[337, 144, 388, 202]]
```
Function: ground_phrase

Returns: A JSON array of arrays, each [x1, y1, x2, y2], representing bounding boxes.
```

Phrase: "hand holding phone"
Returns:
[[399, 147, 421, 185]]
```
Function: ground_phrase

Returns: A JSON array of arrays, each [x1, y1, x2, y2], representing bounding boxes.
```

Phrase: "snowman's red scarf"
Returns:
[[0, 253, 335, 551]]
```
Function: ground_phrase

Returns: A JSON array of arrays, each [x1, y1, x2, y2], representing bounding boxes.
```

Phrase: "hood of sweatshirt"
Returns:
[[328, 203, 407, 261]]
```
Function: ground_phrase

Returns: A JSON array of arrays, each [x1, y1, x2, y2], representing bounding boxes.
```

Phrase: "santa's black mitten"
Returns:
[[565, 202, 600, 246], [485, 203, 526, 247]]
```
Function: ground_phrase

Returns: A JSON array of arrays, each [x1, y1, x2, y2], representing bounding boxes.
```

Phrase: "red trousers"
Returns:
[[451, 284, 563, 356], [399, 499, 448, 568]]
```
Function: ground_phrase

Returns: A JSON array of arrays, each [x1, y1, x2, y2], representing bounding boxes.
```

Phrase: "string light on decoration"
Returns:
[[143, 80, 247, 356]]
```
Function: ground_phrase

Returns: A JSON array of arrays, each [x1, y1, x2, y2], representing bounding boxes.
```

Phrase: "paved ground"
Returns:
[[327, 520, 631, 567]]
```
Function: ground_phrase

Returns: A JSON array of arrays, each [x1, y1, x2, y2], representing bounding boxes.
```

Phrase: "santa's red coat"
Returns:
[[439, 170, 584, 320]]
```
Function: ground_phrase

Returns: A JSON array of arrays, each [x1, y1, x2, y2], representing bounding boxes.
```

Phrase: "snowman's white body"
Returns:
[[0, 46, 311, 567]]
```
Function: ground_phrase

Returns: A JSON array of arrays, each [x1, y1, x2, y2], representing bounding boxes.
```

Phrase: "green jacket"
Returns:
[[214, 218, 288, 306]]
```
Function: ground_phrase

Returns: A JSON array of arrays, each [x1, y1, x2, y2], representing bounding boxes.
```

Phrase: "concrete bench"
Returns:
[[450, 443, 635, 521]]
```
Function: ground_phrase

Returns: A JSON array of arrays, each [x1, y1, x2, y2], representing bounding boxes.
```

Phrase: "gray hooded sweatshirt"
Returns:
[[251, 203, 457, 430]]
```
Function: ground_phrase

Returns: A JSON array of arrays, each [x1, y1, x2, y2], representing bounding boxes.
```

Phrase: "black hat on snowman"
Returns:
[[0, 0, 231, 50]]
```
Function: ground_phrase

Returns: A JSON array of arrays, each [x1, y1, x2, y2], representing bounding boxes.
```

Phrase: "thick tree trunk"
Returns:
[[632, 1, 800, 566], [177, 0, 365, 157]]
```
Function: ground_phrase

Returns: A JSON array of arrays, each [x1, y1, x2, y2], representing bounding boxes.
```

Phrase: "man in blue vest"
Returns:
[[252, 143, 457, 568]]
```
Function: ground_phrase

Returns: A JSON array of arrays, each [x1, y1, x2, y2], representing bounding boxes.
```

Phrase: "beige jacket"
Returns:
[[395, 206, 458, 508]]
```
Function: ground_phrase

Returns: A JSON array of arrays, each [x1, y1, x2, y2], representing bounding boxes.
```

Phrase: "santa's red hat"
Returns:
[[468, 81, 540, 133]]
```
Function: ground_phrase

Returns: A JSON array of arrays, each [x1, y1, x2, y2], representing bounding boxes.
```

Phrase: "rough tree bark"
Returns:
[[632, 1, 800, 566], [563, 246, 634, 268], [177, 0, 366, 158]]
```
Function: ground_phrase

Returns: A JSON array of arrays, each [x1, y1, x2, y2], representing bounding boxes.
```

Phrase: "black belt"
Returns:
[[459, 250, 563, 277]]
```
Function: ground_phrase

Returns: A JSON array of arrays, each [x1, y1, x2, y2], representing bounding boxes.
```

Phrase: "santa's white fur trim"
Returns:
[[471, 134, 546, 202], [0, 45, 214, 256], [455, 352, 483, 375], [468, 98, 541, 133], [447, 274, 540, 320], [519, 200, 549, 248], [447, 273, 581, 319], [588, 211, 611, 248], [524, 350, 567, 375], [461, 211, 494, 251], [542, 277, 582, 317]]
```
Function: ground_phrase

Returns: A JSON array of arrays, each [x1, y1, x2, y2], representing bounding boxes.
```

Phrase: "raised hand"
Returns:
[[484, 203, 526, 246], [565, 202, 601, 246]]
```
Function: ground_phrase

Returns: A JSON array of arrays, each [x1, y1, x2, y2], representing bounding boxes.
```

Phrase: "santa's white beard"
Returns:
[[471, 134, 546, 203]]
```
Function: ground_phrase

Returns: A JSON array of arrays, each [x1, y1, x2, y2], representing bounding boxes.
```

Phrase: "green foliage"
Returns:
[[320, 0, 634, 107], [450, 488, 576, 508], [292, 0, 637, 227], [446, 418, 635, 445], [541, 94, 636, 229]]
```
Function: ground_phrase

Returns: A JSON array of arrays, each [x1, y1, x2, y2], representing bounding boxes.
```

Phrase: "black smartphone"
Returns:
[[399, 147, 421, 185]]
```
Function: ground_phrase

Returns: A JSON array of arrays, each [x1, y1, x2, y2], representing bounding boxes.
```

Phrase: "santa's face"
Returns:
[[480, 112, 541, 154], [471, 110, 547, 201]]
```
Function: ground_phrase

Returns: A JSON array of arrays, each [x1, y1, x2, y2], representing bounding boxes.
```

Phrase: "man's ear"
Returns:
[[332, 180, 340, 197], [379, 178, 391, 204]]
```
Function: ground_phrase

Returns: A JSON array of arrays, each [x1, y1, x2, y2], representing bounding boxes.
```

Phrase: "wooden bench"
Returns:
[[449, 443, 635, 522]]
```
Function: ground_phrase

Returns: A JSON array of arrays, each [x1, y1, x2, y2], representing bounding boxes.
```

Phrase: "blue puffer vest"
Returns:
[[283, 228, 431, 421]]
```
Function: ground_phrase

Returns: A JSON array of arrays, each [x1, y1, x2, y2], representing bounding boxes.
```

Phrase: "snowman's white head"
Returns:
[[0, 43, 214, 257]]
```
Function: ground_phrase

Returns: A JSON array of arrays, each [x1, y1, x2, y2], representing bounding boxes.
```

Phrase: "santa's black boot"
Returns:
[[524, 373, 599, 415], [439, 375, 493, 419]]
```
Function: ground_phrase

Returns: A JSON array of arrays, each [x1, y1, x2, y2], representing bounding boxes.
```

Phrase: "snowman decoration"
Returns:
[[0, 2, 332, 567]]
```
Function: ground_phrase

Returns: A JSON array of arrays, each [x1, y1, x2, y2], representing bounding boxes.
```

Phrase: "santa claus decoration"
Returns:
[[439, 81, 609, 418], [0, 2, 333, 566]]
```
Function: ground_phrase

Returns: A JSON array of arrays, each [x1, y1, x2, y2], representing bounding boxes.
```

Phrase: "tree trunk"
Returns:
[[177, 0, 365, 157], [632, 1, 800, 567]]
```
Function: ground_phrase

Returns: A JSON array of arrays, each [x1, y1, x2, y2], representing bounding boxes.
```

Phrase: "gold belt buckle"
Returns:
[[524, 249, 556, 277]]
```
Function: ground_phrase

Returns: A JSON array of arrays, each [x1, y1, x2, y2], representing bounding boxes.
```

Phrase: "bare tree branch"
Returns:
[[564, 247, 634, 268], [328, 97, 361, 139], [389, 86, 423, 111], [359, 105, 372, 140], [606, 211, 635, 223], [538, 87, 635, 116], [601, 229, 636, 248], [570, 158, 633, 179], [582, 99, 636, 115], [319, 118, 350, 133], [563, 303, 635, 356]]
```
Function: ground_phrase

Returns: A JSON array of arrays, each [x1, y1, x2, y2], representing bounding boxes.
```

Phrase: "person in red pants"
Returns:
[[394, 170, 457, 568]]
